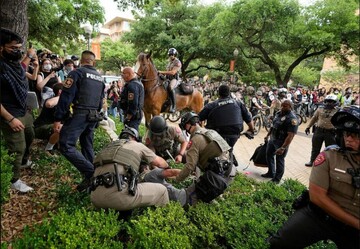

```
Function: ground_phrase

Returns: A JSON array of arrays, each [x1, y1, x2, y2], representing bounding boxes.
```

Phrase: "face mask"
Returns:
[[2, 49, 23, 61], [65, 66, 72, 72], [43, 64, 52, 71]]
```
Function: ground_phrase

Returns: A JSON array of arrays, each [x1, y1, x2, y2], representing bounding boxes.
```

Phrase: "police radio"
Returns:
[[347, 168, 360, 189]]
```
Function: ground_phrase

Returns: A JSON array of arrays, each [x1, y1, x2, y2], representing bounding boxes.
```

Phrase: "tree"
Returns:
[[0, 0, 104, 53], [0, 0, 29, 42], [200, 0, 359, 87], [97, 38, 136, 74]]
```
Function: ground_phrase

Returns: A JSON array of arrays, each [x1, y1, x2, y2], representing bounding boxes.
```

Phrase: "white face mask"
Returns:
[[43, 64, 52, 71]]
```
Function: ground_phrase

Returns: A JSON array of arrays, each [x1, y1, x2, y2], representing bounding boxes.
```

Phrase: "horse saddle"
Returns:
[[161, 80, 194, 95]]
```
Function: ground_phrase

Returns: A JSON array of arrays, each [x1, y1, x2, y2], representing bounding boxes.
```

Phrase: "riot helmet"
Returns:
[[246, 86, 255, 96], [149, 115, 168, 135], [119, 125, 139, 141], [324, 94, 338, 109], [179, 112, 199, 131], [168, 48, 178, 56]]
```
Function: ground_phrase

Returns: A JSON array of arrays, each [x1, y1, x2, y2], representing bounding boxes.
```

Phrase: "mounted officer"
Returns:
[[158, 48, 181, 113]]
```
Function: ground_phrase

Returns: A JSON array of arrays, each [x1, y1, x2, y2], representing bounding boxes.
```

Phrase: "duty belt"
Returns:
[[90, 172, 127, 192], [316, 127, 335, 133]]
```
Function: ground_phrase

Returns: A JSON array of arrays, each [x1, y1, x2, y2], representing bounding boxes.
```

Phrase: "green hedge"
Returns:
[[0, 138, 14, 205]]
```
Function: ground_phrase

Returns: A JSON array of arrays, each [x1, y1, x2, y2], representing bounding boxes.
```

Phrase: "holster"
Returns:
[[87, 110, 104, 122]]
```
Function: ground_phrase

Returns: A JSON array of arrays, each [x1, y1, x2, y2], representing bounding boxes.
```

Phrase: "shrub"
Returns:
[[126, 203, 196, 249], [11, 208, 123, 249], [0, 138, 14, 205]]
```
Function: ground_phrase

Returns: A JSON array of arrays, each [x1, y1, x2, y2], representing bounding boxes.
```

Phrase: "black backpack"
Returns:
[[250, 141, 268, 167], [195, 170, 228, 203]]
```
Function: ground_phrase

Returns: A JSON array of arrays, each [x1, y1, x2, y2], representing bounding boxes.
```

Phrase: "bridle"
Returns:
[[136, 57, 158, 83]]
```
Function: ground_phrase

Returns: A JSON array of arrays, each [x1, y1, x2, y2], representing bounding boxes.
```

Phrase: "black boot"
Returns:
[[169, 89, 176, 113]]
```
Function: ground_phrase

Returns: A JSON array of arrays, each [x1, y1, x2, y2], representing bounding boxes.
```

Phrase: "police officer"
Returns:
[[198, 84, 254, 165], [120, 67, 144, 131], [145, 115, 187, 163], [262, 100, 298, 184], [304, 94, 338, 166], [250, 90, 269, 117], [90, 126, 170, 211], [176, 112, 236, 205], [268, 106, 360, 249], [53, 50, 105, 191], [158, 48, 181, 113]]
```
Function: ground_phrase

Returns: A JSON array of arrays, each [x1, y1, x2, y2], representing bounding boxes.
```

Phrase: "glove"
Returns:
[[305, 128, 310, 135], [244, 131, 254, 140]]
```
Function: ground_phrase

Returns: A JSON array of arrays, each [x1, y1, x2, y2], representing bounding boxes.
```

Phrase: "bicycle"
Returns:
[[252, 108, 272, 135], [293, 103, 307, 125]]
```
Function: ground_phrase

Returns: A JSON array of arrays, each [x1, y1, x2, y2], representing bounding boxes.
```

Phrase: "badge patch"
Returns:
[[64, 77, 74, 88], [291, 119, 298, 126], [128, 93, 134, 100], [313, 152, 326, 167], [187, 140, 192, 149]]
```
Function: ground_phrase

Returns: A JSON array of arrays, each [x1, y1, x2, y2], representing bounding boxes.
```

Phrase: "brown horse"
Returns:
[[135, 52, 204, 126]]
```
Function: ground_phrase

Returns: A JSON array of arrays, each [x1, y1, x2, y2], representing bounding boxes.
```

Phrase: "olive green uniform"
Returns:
[[145, 126, 186, 159], [176, 126, 236, 182], [90, 140, 169, 211]]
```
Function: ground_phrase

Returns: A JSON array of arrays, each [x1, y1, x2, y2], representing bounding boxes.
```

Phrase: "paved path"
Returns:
[[234, 123, 315, 186], [100, 117, 316, 187]]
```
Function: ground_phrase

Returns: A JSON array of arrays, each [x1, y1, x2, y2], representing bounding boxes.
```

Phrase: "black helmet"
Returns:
[[331, 106, 360, 133], [149, 115, 167, 135], [119, 125, 139, 141], [168, 48, 178, 56], [179, 112, 199, 130]]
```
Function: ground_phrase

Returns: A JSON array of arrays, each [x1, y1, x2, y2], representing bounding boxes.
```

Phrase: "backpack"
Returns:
[[250, 141, 268, 167], [195, 170, 228, 203]]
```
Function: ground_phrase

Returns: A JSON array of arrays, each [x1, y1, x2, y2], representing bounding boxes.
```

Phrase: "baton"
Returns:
[[166, 149, 175, 162]]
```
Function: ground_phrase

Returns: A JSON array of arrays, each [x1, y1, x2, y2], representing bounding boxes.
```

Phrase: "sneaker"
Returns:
[[305, 162, 313, 167], [76, 178, 91, 193], [261, 173, 273, 178], [20, 160, 34, 169], [11, 179, 34, 193]]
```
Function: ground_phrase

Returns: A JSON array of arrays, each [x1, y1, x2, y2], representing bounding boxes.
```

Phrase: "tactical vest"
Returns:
[[166, 58, 180, 80], [93, 140, 141, 172], [195, 129, 231, 168], [207, 98, 242, 128], [150, 129, 177, 158], [75, 67, 104, 110]]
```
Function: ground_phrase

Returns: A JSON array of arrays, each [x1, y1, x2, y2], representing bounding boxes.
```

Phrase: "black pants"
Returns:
[[269, 203, 360, 249], [310, 128, 336, 163]]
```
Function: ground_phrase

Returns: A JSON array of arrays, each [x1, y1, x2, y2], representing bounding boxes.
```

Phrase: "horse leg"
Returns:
[[143, 111, 152, 128]]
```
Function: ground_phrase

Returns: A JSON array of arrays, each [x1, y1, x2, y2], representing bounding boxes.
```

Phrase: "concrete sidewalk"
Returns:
[[233, 123, 314, 187]]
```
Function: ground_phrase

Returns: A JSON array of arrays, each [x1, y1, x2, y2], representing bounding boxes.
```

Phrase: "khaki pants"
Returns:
[[0, 112, 34, 180]]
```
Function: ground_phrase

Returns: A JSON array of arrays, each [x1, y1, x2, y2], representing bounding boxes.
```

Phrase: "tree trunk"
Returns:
[[0, 0, 29, 44]]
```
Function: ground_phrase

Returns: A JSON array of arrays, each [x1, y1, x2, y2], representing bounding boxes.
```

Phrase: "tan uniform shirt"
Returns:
[[307, 107, 337, 130], [145, 126, 186, 154], [310, 149, 360, 219]]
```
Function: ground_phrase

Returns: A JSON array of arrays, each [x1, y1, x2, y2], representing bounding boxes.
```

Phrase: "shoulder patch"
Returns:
[[128, 92, 134, 100], [63, 77, 74, 88], [186, 140, 192, 149], [145, 137, 151, 145], [313, 152, 326, 167], [291, 119, 298, 126]]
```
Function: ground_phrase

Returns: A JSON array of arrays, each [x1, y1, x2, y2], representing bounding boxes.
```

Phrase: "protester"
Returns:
[[0, 28, 36, 192]]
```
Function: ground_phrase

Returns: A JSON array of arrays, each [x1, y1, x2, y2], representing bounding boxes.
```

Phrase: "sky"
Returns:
[[99, 0, 315, 23]]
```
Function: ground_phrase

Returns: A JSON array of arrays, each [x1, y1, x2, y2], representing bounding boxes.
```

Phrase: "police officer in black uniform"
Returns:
[[54, 50, 105, 191], [120, 67, 144, 131], [198, 84, 255, 165], [262, 100, 298, 183]]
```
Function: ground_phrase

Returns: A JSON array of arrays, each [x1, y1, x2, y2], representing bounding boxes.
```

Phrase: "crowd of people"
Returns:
[[1, 28, 359, 248]]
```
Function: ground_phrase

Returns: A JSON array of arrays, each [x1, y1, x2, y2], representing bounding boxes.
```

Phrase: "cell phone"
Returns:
[[29, 42, 33, 49]]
